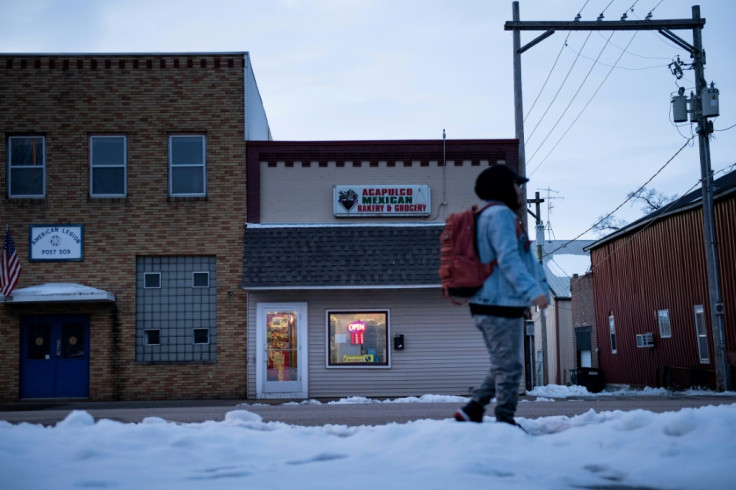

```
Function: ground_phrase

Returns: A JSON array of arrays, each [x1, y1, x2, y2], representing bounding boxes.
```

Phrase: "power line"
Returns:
[[588, 178, 702, 271], [525, 31, 593, 144], [527, 29, 621, 167], [529, 31, 639, 174], [524, 0, 593, 123], [540, 135, 695, 258], [524, 33, 571, 123], [565, 41, 669, 70]]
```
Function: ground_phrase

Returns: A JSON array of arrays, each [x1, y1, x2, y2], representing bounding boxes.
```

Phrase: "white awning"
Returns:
[[1, 283, 115, 303]]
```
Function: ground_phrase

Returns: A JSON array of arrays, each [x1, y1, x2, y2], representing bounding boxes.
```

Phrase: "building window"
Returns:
[[169, 135, 206, 197], [144, 273, 161, 288], [192, 272, 209, 288], [609, 313, 617, 354], [327, 310, 389, 367], [657, 309, 672, 338], [145, 330, 161, 345], [8, 136, 45, 198], [193, 328, 209, 344], [694, 305, 710, 364], [90, 135, 127, 197], [135, 256, 216, 363]]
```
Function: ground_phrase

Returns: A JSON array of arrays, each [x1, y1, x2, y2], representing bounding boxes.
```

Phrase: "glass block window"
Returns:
[[135, 256, 216, 363]]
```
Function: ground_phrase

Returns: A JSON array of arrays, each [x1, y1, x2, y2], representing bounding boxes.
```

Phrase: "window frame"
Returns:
[[609, 313, 617, 354], [326, 309, 390, 368], [144, 272, 161, 289], [657, 309, 672, 339], [193, 328, 210, 345], [168, 134, 206, 197], [90, 134, 127, 198], [8, 135, 46, 198], [192, 271, 209, 288], [144, 329, 161, 345], [693, 305, 710, 364]]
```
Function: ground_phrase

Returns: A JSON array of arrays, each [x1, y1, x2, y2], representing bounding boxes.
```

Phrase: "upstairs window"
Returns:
[[90, 135, 127, 197], [694, 305, 710, 364], [609, 313, 617, 354], [169, 135, 206, 197], [8, 136, 45, 198], [657, 309, 672, 338]]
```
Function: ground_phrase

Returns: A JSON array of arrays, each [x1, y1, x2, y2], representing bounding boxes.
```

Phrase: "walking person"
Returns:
[[454, 165, 549, 429]]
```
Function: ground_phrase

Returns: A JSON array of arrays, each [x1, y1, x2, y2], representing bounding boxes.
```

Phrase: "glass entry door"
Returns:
[[256, 303, 307, 397]]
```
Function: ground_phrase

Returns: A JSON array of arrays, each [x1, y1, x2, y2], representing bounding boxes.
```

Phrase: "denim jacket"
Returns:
[[470, 202, 549, 308]]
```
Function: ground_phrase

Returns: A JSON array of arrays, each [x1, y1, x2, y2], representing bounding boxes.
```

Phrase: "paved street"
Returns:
[[2, 394, 735, 427]]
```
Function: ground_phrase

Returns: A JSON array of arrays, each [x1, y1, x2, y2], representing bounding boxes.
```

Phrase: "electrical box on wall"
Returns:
[[393, 334, 404, 350]]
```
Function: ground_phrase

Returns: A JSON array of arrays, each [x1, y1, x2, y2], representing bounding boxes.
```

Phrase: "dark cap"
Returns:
[[474, 165, 528, 208], [479, 164, 528, 185]]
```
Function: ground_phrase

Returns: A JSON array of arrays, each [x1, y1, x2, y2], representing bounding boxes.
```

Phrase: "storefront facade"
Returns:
[[243, 140, 523, 399]]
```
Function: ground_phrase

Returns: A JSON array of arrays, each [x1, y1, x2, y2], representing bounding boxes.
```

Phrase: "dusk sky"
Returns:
[[2, 0, 734, 240]]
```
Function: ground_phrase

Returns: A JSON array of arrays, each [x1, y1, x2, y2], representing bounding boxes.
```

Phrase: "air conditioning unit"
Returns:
[[636, 332, 655, 348]]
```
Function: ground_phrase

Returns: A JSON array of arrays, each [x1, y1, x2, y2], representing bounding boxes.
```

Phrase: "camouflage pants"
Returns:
[[471, 314, 524, 420]]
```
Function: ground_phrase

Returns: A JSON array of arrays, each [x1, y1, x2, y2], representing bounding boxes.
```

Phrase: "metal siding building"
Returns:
[[587, 171, 736, 389], [242, 140, 525, 399]]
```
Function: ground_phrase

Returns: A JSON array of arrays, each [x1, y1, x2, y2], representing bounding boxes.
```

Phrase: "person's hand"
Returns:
[[532, 293, 548, 310]]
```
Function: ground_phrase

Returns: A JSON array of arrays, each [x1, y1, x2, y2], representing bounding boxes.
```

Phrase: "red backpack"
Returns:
[[438, 203, 526, 305]]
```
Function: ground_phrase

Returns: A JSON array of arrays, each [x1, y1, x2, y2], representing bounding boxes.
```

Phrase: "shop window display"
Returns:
[[327, 311, 389, 367]]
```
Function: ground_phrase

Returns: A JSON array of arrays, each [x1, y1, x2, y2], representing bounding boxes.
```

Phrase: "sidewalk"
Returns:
[[2, 394, 735, 427]]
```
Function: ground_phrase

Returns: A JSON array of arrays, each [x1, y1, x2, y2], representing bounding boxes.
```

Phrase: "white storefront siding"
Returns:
[[247, 289, 488, 399]]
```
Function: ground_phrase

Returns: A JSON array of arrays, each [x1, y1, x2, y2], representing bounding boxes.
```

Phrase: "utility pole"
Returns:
[[506, 3, 730, 390], [527, 191, 548, 386]]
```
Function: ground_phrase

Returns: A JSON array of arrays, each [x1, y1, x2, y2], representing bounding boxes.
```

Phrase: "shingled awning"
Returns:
[[242, 224, 444, 290]]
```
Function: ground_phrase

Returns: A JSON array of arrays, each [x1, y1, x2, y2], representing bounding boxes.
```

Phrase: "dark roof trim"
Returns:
[[586, 170, 736, 251]]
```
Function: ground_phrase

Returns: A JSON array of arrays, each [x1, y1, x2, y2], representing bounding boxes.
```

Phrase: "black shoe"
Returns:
[[496, 415, 528, 433], [454, 401, 484, 423]]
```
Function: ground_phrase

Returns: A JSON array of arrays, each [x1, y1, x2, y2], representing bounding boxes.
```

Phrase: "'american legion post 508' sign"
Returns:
[[334, 185, 431, 217]]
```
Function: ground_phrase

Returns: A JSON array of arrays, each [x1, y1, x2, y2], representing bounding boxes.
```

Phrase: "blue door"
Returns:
[[20, 316, 90, 398]]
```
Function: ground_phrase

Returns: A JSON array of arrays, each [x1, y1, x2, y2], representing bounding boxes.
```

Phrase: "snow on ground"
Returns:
[[2, 385, 735, 489]]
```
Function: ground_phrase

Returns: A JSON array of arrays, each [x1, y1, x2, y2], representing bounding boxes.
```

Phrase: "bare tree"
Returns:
[[627, 187, 678, 214], [591, 187, 678, 237], [592, 215, 628, 236]]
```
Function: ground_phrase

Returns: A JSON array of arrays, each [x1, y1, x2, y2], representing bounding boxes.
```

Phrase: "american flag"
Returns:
[[1, 227, 22, 297]]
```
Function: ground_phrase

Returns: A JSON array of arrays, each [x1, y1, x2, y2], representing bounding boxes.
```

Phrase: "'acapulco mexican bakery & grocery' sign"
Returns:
[[334, 185, 431, 217]]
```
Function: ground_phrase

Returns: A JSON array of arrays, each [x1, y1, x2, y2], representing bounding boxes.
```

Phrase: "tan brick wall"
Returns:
[[1, 54, 249, 401]]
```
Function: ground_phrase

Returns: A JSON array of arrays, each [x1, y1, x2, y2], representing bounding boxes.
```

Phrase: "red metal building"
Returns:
[[586, 170, 736, 390]]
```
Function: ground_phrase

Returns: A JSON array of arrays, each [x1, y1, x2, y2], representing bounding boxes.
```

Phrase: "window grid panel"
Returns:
[[135, 256, 216, 363]]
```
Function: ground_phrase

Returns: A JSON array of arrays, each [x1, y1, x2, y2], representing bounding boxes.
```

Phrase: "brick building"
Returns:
[[570, 272, 598, 370], [0, 52, 270, 401]]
